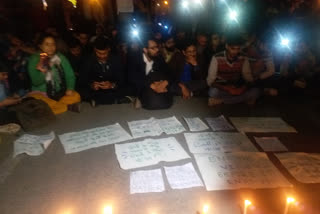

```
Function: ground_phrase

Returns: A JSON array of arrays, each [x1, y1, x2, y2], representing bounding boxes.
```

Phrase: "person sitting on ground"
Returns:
[[207, 34, 260, 106], [244, 33, 278, 96], [0, 62, 21, 131], [285, 40, 317, 93], [78, 36, 132, 106], [4, 33, 33, 96], [27, 33, 81, 114], [161, 34, 182, 65], [66, 37, 83, 77], [127, 37, 174, 110], [204, 32, 224, 68], [169, 41, 208, 98]]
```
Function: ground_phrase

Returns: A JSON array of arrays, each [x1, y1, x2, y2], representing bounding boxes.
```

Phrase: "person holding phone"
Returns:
[[27, 33, 81, 114]]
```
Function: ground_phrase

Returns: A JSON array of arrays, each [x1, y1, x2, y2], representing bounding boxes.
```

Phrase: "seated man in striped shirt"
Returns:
[[207, 34, 260, 106]]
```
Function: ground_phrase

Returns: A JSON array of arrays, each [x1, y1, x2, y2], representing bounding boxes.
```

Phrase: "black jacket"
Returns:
[[127, 52, 171, 93], [79, 54, 125, 89]]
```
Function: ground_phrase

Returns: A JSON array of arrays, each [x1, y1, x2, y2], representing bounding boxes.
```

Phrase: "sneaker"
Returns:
[[68, 102, 81, 113], [116, 96, 134, 104], [90, 99, 96, 108], [134, 98, 142, 109], [208, 98, 223, 107], [0, 123, 21, 135]]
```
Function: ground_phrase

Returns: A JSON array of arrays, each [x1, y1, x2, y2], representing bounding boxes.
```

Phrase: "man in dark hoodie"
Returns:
[[79, 37, 131, 106]]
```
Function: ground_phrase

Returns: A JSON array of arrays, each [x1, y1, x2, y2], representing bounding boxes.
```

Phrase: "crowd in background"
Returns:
[[0, 0, 320, 131]]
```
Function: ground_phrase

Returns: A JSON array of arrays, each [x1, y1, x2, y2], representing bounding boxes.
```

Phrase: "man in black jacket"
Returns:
[[79, 37, 131, 106], [127, 37, 174, 110]]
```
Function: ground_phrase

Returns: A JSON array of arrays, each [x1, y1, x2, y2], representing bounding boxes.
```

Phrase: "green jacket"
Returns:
[[28, 52, 75, 93]]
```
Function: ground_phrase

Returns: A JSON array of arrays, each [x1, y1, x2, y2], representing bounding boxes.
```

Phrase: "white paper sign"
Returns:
[[206, 115, 234, 131], [128, 117, 163, 139], [157, 116, 186, 135], [184, 132, 258, 154], [184, 117, 209, 132], [115, 137, 190, 170], [59, 123, 132, 154], [164, 163, 203, 189], [13, 132, 55, 157], [194, 152, 292, 191], [254, 137, 288, 152], [275, 153, 320, 183], [230, 117, 297, 133], [117, 0, 134, 13], [130, 169, 165, 194]]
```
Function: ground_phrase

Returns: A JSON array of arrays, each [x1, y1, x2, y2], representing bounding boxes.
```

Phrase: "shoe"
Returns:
[[116, 96, 134, 104], [90, 99, 96, 108], [208, 98, 223, 107], [0, 123, 21, 135], [68, 102, 81, 113], [134, 98, 142, 109]]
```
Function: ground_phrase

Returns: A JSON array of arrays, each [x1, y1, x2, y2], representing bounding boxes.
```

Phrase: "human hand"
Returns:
[[65, 90, 74, 96], [91, 82, 100, 91], [99, 81, 113, 90], [179, 83, 191, 99], [186, 57, 198, 66], [151, 80, 168, 93], [1, 97, 21, 107]]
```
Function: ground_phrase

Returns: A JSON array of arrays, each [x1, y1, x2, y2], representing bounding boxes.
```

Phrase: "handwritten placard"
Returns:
[[130, 169, 165, 194], [254, 137, 288, 152], [184, 117, 209, 132], [13, 132, 55, 157], [157, 116, 186, 135], [115, 137, 190, 170], [206, 115, 234, 131], [164, 163, 203, 189], [230, 117, 297, 133], [184, 132, 258, 153], [128, 117, 163, 139], [59, 123, 132, 154], [276, 153, 320, 183], [194, 152, 292, 191]]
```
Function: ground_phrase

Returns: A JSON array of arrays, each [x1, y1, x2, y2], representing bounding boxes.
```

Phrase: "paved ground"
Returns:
[[0, 95, 320, 214]]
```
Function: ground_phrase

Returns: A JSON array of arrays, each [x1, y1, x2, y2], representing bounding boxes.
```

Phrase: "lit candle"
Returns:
[[103, 206, 112, 214], [284, 197, 295, 214], [202, 204, 209, 214], [244, 200, 252, 214]]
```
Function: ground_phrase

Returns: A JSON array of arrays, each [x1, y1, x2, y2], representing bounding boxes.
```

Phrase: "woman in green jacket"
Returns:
[[28, 34, 81, 114]]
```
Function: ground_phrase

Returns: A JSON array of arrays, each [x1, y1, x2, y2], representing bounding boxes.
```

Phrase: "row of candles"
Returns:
[[100, 197, 296, 214]]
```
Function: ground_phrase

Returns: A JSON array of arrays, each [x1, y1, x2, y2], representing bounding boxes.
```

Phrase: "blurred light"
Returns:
[[157, 3, 160, 6], [68, 0, 77, 8], [158, 22, 162, 26], [164, 25, 168, 29], [133, 24, 137, 27], [42, 0, 48, 10], [194, 0, 202, 4], [287, 197, 295, 204], [182, 0, 189, 8], [281, 38, 290, 47], [103, 206, 112, 214], [229, 10, 238, 21], [202, 204, 209, 214], [245, 200, 252, 206], [132, 29, 139, 37], [164, 1, 168, 5], [133, 18, 136, 21]]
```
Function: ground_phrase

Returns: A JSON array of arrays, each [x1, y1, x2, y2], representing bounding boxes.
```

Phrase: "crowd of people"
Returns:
[[0, 4, 320, 132]]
